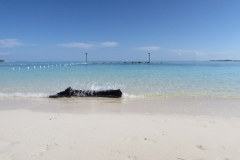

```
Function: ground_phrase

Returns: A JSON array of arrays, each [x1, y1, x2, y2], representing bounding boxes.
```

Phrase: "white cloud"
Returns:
[[59, 41, 118, 49], [0, 39, 22, 48], [169, 49, 201, 54], [133, 46, 161, 51], [169, 49, 235, 56], [207, 51, 234, 55], [169, 49, 206, 56], [100, 42, 118, 47], [0, 52, 10, 55], [175, 53, 182, 56], [59, 42, 94, 49], [196, 52, 206, 56]]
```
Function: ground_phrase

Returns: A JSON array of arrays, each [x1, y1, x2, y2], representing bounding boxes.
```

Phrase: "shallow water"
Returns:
[[1, 61, 240, 99]]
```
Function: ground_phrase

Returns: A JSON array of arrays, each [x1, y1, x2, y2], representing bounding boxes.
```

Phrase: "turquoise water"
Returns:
[[1, 61, 240, 99]]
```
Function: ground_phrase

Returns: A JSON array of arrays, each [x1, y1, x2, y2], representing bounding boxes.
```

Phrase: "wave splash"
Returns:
[[0, 92, 49, 98]]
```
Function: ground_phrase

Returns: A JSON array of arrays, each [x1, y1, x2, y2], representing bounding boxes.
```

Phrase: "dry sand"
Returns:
[[0, 97, 240, 160]]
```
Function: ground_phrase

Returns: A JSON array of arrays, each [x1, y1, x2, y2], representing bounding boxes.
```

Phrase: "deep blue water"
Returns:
[[0, 61, 240, 99]]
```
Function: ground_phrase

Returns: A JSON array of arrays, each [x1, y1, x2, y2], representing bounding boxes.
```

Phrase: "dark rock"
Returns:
[[49, 87, 122, 98]]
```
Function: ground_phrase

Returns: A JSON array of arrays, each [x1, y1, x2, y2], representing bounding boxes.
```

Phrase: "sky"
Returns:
[[0, 0, 240, 61]]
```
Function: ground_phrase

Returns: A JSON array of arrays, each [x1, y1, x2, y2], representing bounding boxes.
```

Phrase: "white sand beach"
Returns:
[[0, 97, 240, 160]]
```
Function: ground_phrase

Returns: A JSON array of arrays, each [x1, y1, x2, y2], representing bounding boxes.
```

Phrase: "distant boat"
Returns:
[[0, 60, 4, 62]]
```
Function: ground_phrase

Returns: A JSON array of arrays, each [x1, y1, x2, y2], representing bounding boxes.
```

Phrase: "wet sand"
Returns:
[[0, 97, 240, 159]]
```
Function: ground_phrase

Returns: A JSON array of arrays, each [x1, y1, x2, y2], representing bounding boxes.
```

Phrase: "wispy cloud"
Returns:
[[133, 46, 161, 51], [169, 49, 235, 56], [59, 41, 118, 49], [0, 39, 22, 48], [59, 42, 94, 49], [207, 51, 235, 55], [0, 52, 10, 55], [176, 53, 182, 56], [99, 42, 118, 47], [169, 49, 202, 54], [169, 49, 206, 56]]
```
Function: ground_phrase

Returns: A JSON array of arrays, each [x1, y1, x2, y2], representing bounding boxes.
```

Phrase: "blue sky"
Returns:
[[1, 0, 240, 61]]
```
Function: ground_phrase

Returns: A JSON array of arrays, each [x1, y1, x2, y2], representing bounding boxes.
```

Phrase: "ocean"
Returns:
[[1, 61, 240, 99]]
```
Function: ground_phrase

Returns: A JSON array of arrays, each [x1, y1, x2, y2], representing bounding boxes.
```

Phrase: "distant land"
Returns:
[[0, 60, 4, 62], [210, 60, 240, 61]]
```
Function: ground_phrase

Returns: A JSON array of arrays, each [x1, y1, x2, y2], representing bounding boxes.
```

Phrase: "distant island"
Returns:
[[0, 60, 4, 62], [210, 60, 240, 61]]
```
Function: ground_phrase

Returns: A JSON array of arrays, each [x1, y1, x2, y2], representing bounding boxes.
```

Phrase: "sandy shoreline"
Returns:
[[0, 97, 240, 159], [1, 97, 240, 118]]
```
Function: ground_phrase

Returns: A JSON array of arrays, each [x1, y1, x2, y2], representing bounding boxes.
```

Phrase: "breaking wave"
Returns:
[[0, 92, 49, 98]]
